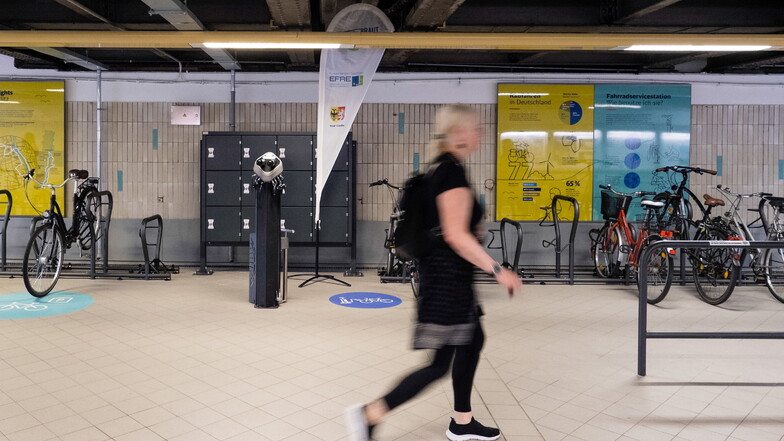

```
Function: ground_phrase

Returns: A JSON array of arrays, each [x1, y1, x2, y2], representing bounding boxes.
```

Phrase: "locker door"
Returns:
[[205, 171, 242, 206], [321, 171, 348, 206], [280, 171, 313, 207], [319, 206, 349, 243], [241, 135, 277, 171], [277, 135, 313, 171], [281, 207, 313, 243], [204, 135, 241, 170], [205, 207, 242, 242]]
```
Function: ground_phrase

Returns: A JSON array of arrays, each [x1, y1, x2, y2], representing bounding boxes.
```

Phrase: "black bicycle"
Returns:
[[369, 178, 419, 297], [652, 165, 717, 239], [22, 168, 100, 297]]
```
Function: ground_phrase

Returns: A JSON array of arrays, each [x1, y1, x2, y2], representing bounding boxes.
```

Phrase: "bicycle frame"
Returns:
[[605, 207, 655, 269]]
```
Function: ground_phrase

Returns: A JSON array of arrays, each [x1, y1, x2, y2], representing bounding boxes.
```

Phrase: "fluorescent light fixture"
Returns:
[[46, 88, 64, 92], [595, 104, 642, 109], [202, 42, 349, 49], [500, 131, 548, 140], [0, 101, 20, 104], [624, 44, 770, 52], [498, 93, 550, 96]]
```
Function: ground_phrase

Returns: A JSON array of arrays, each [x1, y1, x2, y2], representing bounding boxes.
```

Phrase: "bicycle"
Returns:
[[713, 185, 784, 304], [21, 168, 100, 297], [686, 191, 744, 305], [592, 185, 674, 304], [651, 165, 717, 239], [369, 178, 419, 298]]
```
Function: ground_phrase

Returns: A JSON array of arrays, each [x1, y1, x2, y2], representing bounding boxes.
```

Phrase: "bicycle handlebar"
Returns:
[[716, 184, 774, 199], [599, 184, 656, 198], [655, 165, 717, 175], [23, 167, 90, 190], [369, 178, 401, 190]]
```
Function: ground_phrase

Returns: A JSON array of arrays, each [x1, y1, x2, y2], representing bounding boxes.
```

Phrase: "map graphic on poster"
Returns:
[[592, 85, 691, 221], [0, 82, 65, 215], [496, 85, 594, 221]]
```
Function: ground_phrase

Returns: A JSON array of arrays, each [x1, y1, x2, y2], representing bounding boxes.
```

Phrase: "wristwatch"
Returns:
[[491, 262, 502, 276]]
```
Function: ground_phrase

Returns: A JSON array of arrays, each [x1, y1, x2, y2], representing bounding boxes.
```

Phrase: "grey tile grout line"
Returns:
[[480, 354, 545, 441]]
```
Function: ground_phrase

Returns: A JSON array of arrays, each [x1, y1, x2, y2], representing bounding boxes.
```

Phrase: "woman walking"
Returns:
[[346, 104, 522, 441]]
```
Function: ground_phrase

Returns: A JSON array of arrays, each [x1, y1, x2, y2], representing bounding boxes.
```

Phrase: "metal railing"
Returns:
[[638, 239, 784, 376]]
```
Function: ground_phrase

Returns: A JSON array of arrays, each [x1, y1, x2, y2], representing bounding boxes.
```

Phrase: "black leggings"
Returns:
[[383, 323, 484, 413]]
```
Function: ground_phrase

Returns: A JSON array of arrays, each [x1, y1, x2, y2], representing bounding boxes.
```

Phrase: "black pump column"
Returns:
[[249, 173, 284, 308]]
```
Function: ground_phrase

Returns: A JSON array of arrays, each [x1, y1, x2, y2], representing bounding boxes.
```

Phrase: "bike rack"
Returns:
[[544, 195, 579, 284], [90, 191, 113, 273], [485, 218, 524, 278], [0, 190, 10, 271], [139, 214, 170, 280], [638, 240, 784, 376]]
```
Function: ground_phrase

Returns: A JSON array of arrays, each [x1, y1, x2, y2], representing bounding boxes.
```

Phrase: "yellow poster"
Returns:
[[496, 84, 594, 221], [0, 82, 65, 215]]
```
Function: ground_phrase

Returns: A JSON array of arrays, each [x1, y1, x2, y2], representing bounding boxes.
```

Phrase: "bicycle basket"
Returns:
[[600, 191, 632, 220]]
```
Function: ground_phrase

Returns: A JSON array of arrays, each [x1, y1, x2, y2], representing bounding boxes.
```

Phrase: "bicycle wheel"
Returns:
[[593, 225, 620, 278], [23, 223, 65, 297], [764, 247, 784, 303], [408, 262, 420, 299], [691, 228, 739, 305], [638, 236, 673, 305], [85, 190, 103, 242]]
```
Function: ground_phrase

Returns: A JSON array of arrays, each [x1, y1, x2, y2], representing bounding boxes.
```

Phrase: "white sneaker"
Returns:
[[344, 403, 370, 441]]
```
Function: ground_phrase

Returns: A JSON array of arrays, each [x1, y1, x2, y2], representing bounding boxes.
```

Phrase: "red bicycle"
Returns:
[[592, 185, 675, 304]]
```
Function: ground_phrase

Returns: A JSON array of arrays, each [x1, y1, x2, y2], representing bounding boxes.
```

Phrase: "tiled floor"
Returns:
[[1, 271, 784, 441]]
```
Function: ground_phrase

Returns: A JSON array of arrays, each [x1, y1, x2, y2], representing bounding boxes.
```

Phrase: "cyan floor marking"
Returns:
[[0, 292, 94, 319]]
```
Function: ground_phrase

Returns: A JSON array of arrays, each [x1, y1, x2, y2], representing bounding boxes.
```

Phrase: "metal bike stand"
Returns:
[[638, 240, 784, 377], [92, 190, 113, 273], [549, 195, 579, 284], [278, 228, 294, 303], [0, 190, 10, 271], [140, 214, 164, 280]]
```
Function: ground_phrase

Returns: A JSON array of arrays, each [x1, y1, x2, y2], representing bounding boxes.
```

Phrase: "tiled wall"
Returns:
[[689, 105, 784, 225], [66, 102, 784, 224]]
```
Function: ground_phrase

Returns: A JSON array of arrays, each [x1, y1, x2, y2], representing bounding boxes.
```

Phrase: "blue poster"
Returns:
[[592, 85, 691, 221]]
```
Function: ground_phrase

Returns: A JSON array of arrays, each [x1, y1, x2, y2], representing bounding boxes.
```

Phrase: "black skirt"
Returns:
[[412, 246, 479, 349]]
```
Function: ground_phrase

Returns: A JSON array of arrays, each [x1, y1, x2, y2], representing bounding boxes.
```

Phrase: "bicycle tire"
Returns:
[[638, 235, 674, 305], [764, 247, 784, 303], [23, 223, 65, 297], [691, 227, 739, 305], [593, 225, 620, 278], [409, 263, 420, 299]]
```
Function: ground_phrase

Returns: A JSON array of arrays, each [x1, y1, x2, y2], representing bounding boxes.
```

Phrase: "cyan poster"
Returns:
[[592, 84, 691, 221]]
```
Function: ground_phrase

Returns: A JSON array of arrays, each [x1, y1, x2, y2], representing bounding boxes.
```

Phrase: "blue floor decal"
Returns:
[[0, 293, 94, 319], [329, 292, 402, 309]]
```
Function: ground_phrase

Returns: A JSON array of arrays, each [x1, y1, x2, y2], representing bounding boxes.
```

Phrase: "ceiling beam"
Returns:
[[405, 0, 467, 28], [29, 47, 107, 70], [0, 30, 782, 51], [142, 0, 240, 70], [52, 0, 124, 31], [615, 0, 683, 24]]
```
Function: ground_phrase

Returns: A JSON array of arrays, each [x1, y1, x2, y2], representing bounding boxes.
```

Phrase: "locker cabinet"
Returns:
[[201, 132, 353, 254]]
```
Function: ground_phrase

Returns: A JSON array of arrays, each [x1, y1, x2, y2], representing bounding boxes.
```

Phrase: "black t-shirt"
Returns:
[[426, 152, 483, 230]]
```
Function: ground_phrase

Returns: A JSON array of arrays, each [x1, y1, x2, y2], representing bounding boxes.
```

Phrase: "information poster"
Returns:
[[496, 84, 594, 221], [592, 85, 691, 221], [0, 82, 65, 215]]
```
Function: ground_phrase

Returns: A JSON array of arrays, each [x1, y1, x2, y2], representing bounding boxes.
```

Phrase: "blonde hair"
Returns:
[[429, 104, 478, 159]]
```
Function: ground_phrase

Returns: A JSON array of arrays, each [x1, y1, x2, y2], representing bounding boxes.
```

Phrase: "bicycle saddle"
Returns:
[[703, 194, 725, 207], [640, 199, 664, 209], [69, 169, 90, 179]]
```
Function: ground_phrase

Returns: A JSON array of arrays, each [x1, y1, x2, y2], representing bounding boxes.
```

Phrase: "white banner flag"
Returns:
[[315, 4, 394, 225]]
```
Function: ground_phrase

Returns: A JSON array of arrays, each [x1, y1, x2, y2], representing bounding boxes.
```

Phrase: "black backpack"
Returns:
[[393, 162, 442, 261]]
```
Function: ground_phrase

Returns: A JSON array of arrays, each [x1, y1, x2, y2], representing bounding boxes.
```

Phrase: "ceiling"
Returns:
[[1, 0, 783, 74]]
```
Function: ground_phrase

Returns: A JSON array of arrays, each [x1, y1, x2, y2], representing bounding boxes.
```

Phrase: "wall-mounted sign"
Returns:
[[171, 105, 201, 125], [496, 84, 595, 221], [0, 81, 65, 215]]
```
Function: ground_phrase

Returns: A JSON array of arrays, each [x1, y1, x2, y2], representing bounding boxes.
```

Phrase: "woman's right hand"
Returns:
[[495, 268, 522, 298]]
